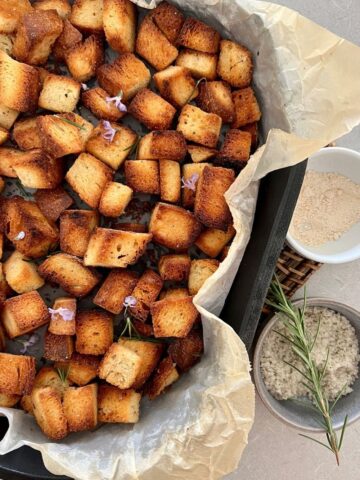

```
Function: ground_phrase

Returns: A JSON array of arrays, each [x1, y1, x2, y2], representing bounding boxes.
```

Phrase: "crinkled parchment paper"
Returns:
[[1, 1, 360, 479]]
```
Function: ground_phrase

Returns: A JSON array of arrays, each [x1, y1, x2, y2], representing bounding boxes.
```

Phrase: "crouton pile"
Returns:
[[0, 0, 261, 441]]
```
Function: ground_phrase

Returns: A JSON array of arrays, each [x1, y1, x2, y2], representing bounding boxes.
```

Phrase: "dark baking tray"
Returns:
[[0, 160, 307, 480]]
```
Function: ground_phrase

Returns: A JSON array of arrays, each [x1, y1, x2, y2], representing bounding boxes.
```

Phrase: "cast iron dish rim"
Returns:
[[253, 297, 360, 433]]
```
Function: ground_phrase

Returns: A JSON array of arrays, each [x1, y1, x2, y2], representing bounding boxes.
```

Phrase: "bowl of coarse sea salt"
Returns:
[[286, 147, 360, 263]]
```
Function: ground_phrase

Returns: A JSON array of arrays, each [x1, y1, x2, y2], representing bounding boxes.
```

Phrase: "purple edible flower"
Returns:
[[48, 307, 75, 322], [102, 120, 117, 142], [123, 296, 137, 308], [18, 333, 39, 354], [106, 90, 127, 113], [181, 173, 199, 191]]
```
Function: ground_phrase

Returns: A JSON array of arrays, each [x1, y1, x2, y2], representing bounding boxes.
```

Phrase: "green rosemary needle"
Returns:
[[53, 114, 86, 131], [56, 366, 69, 384]]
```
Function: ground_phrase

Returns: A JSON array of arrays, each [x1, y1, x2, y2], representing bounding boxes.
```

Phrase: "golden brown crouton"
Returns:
[[0, 262, 10, 301], [0, 322, 6, 351], [65, 35, 104, 82], [32, 387, 68, 440], [13, 117, 42, 150], [97, 53, 151, 102], [0, 126, 9, 145], [12, 149, 63, 189], [181, 162, 211, 209], [124, 160, 160, 195], [3, 250, 45, 294], [177, 17, 220, 54], [176, 49, 217, 80], [129, 269, 163, 322], [57, 353, 100, 386], [187, 144, 217, 163], [33, 0, 71, 19], [168, 330, 204, 372], [151, 296, 198, 338], [153, 65, 198, 108], [159, 288, 189, 300], [0, 1, 32, 34], [217, 129, 252, 167], [149, 202, 202, 251], [103, 0, 136, 53], [1, 291, 49, 339], [150, 1, 184, 44], [53, 19, 83, 62], [20, 394, 33, 414], [34, 366, 70, 394], [99, 182, 133, 217], [188, 258, 220, 295], [137, 130, 187, 161], [0, 51, 40, 112], [63, 384, 98, 432], [159, 159, 180, 204], [86, 122, 137, 170], [98, 342, 142, 389], [136, 16, 178, 71], [38, 74, 80, 113], [48, 297, 76, 336], [177, 104, 222, 148], [128, 88, 176, 131], [217, 40, 253, 88], [0, 147, 24, 177], [34, 186, 73, 223], [0, 34, 14, 55], [0, 393, 20, 407], [38, 253, 101, 297], [13, 10, 63, 65], [93, 269, 138, 314], [82, 87, 126, 122], [75, 310, 113, 355], [65, 153, 113, 208], [0, 103, 19, 129], [98, 385, 140, 423], [44, 330, 74, 362], [70, 0, 103, 32], [3, 197, 59, 258], [0, 234, 3, 260], [194, 165, 235, 230], [85, 228, 152, 268], [196, 80, 234, 123], [146, 356, 179, 400], [158, 254, 191, 282], [60, 209, 99, 257], [219, 245, 230, 261], [232, 87, 262, 128], [241, 122, 259, 151], [195, 224, 235, 258], [114, 223, 147, 233], [0, 353, 35, 395]]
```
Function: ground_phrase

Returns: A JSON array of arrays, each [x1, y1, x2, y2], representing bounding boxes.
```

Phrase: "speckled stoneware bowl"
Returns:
[[253, 298, 360, 432]]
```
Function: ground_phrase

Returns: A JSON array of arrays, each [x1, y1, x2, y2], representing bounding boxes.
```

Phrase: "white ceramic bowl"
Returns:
[[286, 147, 360, 264]]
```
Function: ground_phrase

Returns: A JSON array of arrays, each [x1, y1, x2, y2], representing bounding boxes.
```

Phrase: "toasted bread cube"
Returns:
[[159, 159, 180, 203], [242, 122, 259, 151], [13, 117, 42, 150], [146, 356, 179, 400], [97, 53, 151, 102], [0, 393, 20, 407], [93, 269, 138, 314], [48, 297, 76, 335], [194, 165, 235, 230], [13, 10, 63, 65], [0, 1, 32, 34], [4, 197, 59, 258], [168, 330, 204, 372], [0, 147, 23, 177], [86, 122, 137, 170], [219, 245, 230, 261], [217, 129, 251, 167], [99, 182, 133, 218], [181, 162, 211, 209], [32, 387, 68, 440], [217, 40, 253, 88], [150, 1, 184, 44], [84, 228, 152, 268], [75, 310, 113, 355], [58, 353, 100, 386], [195, 224, 235, 258], [188, 258, 220, 295], [37, 113, 93, 158], [151, 296, 198, 338], [20, 394, 33, 413], [63, 384, 97, 432], [177, 18, 220, 54], [103, 0, 136, 53], [176, 49, 217, 80], [98, 385, 140, 423], [0, 263, 10, 301], [187, 145, 217, 163], [0, 176, 4, 192], [127, 269, 163, 322], [158, 254, 191, 282], [114, 223, 147, 233], [0, 34, 14, 55], [53, 19, 83, 62], [4, 251, 45, 294], [34, 187, 73, 223], [149, 202, 202, 251], [2, 291, 49, 339], [38, 253, 100, 297], [13, 149, 63, 189], [232, 87, 261, 128], [132, 320, 154, 337], [98, 342, 141, 389], [0, 234, 3, 260], [44, 330, 74, 362], [177, 105, 222, 148], [38, 74, 80, 113], [129, 88, 176, 131], [0, 353, 35, 395], [136, 16, 178, 71], [65, 35, 103, 82], [65, 153, 113, 208], [34, 366, 70, 395], [0, 126, 8, 145], [33, 0, 71, 18], [0, 320, 6, 351], [60, 209, 99, 257], [137, 130, 186, 161], [196, 81, 234, 124], [0, 103, 19, 129], [70, 0, 103, 32], [153, 66, 197, 109], [159, 288, 189, 300], [0, 51, 40, 112], [82, 87, 126, 122], [124, 160, 160, 195]]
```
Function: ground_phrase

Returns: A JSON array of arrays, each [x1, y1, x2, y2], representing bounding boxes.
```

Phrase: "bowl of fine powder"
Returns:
[[287, 147, 360, 263]]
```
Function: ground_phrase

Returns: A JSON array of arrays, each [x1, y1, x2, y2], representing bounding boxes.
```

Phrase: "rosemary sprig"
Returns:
[[120, 309, 167, 344], [53, 114, 86, 131], [266, 276, 348, 466], [186, 77, 207, 104], [121, 135, 141, 157], [56, 366, 69, 384]]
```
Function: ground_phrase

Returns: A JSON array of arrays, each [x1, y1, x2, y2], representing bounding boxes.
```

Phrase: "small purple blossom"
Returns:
[[81, 83, 88, 91], [48, 307, 75, 322], [18, 333, 39, 354], [102, 120, 117, 142], [181, 173, 199, 192], [14, 231, 25, 240], [106, 90, 127, 113], [123, 296, 137, 308]]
